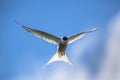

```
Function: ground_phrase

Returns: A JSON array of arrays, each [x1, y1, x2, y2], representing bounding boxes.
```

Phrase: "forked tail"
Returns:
[[42, 52, 73, 69]]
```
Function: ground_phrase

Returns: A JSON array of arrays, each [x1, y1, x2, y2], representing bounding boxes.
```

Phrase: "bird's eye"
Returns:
[[62, 37, 68, 41]]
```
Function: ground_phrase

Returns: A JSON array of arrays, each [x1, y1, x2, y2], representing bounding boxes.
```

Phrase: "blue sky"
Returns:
[[1, 0, 120, 80]]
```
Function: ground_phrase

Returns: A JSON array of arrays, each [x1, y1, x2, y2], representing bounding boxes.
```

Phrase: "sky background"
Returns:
[[1, 0, 120, 80]]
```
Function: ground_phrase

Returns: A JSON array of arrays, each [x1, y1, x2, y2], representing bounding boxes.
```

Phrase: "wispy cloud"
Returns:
[[98, 12, 120, 80]]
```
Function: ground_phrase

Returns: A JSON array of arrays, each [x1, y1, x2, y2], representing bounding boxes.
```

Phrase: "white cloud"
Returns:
[[98, 12, 120, 80]]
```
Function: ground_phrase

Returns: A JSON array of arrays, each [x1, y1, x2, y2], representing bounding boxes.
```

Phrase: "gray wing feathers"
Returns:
[[14, 20, 60, 44], [24, 27, 60, 44], [68, 32, 87, 44], [68, 27, 98, 44]]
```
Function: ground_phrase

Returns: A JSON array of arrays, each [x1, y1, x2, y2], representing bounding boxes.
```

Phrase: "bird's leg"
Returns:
[[61, 52, 65, 56], [58, 51, 65, 57]]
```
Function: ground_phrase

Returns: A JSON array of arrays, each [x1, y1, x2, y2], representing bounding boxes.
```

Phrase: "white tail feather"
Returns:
[[42, 52, 73, 69]]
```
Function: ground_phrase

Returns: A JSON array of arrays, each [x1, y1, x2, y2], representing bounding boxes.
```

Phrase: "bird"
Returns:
[[14, 20, 98, 69]]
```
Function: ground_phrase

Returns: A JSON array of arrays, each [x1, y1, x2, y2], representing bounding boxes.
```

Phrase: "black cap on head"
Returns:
[[62, 36, 68, 41]]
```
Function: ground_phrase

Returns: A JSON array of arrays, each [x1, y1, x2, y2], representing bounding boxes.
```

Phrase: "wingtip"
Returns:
[[13, 20, 29, 29], [13, 20, 22, 26], [90, 27, 99, 32]]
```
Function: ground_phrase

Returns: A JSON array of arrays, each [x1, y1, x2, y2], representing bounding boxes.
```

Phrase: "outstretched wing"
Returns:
[[14, 20, 61, 44], [68, 27, 98, 44]]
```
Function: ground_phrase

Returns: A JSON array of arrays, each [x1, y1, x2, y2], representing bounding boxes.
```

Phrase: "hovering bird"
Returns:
[[14, 20, 98, 69]]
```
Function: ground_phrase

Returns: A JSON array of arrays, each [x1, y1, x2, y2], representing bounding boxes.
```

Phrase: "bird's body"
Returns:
[[58, 37, 68, 56], [14, 20, 98, 69]]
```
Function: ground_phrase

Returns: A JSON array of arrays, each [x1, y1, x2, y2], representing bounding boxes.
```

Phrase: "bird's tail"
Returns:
[[42, 51, 73, 69]]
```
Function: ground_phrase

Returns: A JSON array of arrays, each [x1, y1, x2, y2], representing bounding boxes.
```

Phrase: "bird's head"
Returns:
[[61, 36, 68, 43]]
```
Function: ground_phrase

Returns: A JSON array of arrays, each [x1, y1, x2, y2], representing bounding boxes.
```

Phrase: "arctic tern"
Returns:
[[14, 20, 98, 69]]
